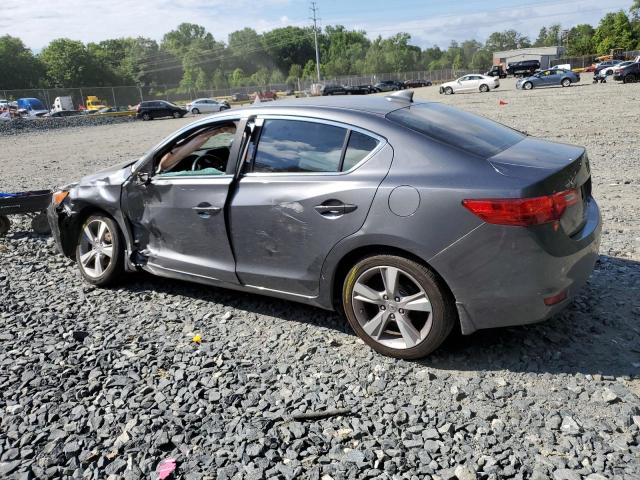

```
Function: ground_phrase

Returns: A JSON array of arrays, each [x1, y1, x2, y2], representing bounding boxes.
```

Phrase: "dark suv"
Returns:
[[506, 60, 541, 77], [613, 62, 640, 83], [485, 65, 507, 78], [136, 101, 187, 121]]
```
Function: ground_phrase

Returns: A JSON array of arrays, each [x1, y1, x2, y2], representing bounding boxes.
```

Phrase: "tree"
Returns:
[[470, 49, 492, 71], [535, 24, 561, 47], [39, 38, 108, 87], [485, 30, 531, 52], [593, 11, 634, 53], [566, 24, 595, 56], [0, 35, 44, 89]]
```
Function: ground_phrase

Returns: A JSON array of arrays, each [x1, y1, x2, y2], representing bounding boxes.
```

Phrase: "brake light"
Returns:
[[462, 188, 579, 226]]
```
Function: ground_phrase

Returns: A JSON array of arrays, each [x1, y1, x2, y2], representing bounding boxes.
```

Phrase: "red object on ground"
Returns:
[[499, 99, 508, 106], [156, 458, 176, 479]]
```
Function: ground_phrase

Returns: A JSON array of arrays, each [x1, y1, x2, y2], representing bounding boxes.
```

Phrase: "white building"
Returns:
[[493, 46, 566, 69]]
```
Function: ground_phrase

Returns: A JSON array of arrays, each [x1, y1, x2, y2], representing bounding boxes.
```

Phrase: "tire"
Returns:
[[444, 87, 453, 95], [142, 112, 151, 121], [75, 214, 124, 287], [0, 215, 10, 236], [173, 111, 181, 119], [624, 74, 637, 83], [523, 81, 533, 90], [479, 84, 489, 93], [561, 78, 571, 87], [342, 255, 455, 360], [191, 108, 200, 115]]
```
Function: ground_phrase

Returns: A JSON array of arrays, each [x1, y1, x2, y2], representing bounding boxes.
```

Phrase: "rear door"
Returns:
[[229, 116, 393, 297]]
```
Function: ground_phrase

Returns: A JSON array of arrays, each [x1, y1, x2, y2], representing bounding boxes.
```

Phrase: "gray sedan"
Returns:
[[517, 69, 581, 90], [48, 91, 601, 359]]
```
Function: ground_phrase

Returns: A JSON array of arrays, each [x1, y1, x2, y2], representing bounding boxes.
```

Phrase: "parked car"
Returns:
[[594, 59, 623, 76], [374, 80, 404, 92], [52, 96, 74, 113], [17, 98, 48, 117], [347, 84, 378, 94], [321, 84, 349, 96], [613, 62, 640, 83], [47, 92, 601, 359], [506, 60, 541, 76], [231, 93, 250, 102], [92, 107, 136, 117], [404, 79, 433, 87], [439, 74, 499, 94], [516, 69, 580, 90], [187, 98, 231, 114], [485, 65, 507, 78], [136, 100, 187, 120], [0, 99, 9, 109], [47, 110, 82, 118]]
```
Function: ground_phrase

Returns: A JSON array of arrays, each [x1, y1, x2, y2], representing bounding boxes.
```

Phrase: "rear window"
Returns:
[[386, 103, 524, 158]]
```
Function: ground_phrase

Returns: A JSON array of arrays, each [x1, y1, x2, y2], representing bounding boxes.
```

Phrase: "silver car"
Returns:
[[48, 92, 601, 359], [517, 69, 580, 90]]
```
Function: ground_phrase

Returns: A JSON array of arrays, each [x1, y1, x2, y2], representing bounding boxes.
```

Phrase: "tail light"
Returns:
[[462, 189, 579, 226], [135, 103, 140, 112]]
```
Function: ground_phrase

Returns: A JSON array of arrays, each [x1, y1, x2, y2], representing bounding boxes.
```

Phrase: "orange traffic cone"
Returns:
[[499, 99, 508, 106]]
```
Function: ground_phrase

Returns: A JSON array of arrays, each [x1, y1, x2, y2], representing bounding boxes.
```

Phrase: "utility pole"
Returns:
[[310, 1, 321, 82]]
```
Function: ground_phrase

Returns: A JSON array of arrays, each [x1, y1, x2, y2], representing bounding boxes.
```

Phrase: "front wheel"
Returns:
[[76, 214, 124, 286], [561, 78, 571, 87], [444, 87, 453, 95], [523, 81, 533, 90], [191, 108, 200, 115], [142, 112, 151, 121], [479, 84, 489, 93], [624, 74, 637, 83], [173, 111, 181, 119], [342, 255, 455, 359]]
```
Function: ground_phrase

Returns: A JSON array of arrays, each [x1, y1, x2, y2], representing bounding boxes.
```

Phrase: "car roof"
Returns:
[[237, 95, 417, 116]]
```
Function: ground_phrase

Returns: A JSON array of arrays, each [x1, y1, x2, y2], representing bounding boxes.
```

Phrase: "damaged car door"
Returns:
[[122, 118, 243, 284], [229, 116, 392, 297]]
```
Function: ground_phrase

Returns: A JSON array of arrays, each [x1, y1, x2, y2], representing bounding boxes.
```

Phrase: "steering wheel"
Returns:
[[192, 153, 224, 172]]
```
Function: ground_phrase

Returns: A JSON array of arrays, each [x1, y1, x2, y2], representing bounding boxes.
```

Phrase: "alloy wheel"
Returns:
[[78, 219, 114, 278], [351, 266, 433, 349]]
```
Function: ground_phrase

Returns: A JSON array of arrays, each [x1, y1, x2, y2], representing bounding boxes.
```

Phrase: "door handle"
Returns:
[[192, 203, 221, 218], [314, 202, 357, 217]]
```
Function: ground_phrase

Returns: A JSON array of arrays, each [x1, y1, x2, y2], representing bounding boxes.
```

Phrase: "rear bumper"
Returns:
[[430, 198, 602, 334]]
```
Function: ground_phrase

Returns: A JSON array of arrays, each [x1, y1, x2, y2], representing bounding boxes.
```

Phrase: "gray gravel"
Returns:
[[1, 76, 639, 479]]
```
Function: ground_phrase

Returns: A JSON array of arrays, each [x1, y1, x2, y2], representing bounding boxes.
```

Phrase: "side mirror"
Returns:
[[136, 171, 151, 185]]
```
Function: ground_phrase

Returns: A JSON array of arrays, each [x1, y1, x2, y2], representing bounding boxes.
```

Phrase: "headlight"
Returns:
[[52, 190, 69, 206]]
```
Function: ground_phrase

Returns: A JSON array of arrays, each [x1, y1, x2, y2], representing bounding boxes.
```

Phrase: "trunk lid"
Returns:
[[488, 137, 591, 236]]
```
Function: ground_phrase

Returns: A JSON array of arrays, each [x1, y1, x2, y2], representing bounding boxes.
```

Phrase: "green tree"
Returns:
[[39, 38, 108, 87], [593, 11, 634, 53], [535, 24, 562, 46], [566, 24, 595, 55], [485, 30, 531, 52], [470, 49, 492, 71], [0, 35, 44, 89]]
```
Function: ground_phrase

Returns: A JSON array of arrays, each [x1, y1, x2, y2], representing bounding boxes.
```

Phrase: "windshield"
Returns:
[[387, 103, 524, 158]]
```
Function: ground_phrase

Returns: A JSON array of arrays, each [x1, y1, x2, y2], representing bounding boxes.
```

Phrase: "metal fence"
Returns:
[[551, 50, 640, 68], [1, 68, 476, 110]]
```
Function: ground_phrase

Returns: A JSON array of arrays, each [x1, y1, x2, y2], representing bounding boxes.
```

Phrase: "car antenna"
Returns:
[[386, 90, 414, 103]]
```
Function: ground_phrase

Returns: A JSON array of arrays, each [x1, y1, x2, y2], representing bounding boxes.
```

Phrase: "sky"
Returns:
[[1, 0, 635, 51]]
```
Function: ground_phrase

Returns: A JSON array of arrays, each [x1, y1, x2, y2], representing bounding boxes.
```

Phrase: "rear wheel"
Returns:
[[479, 84, 489, 93], [523, 81, 533, 90], [342, 255, 455, 359], [444, 87, 453, 95], [561, 78, 571, 87], [75, 214, 124, 286]]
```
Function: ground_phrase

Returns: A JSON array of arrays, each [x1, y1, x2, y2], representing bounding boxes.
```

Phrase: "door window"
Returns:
[[253, 119, 347, 173], [342, 131, 380, 171]]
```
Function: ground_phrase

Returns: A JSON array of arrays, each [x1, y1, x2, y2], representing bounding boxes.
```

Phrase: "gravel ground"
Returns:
[[1, 76, 639, 480]]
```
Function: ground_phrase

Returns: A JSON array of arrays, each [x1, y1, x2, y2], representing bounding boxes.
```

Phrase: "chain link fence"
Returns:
[[1, 68, 477, 110], [551, 50, 640, 68]]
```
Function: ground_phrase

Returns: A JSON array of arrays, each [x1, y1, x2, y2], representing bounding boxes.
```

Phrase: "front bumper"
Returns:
[[430, 198, 602, 334]]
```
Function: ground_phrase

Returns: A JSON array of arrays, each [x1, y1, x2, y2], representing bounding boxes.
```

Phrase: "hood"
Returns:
[[78, 160, 135, 187]]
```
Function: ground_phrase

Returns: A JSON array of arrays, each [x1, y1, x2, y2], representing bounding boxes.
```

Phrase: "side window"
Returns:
[[253, 120, 347, 173], [342, 131, 380, 171]]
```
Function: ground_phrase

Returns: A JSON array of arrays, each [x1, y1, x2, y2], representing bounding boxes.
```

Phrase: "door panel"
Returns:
[[123, 176, 238, 283], [230, 143, 393, 296]]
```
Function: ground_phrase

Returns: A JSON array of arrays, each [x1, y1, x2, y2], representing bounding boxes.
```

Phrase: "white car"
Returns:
[[186, 98, 230, 115], [439, 74, 499, 95]]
